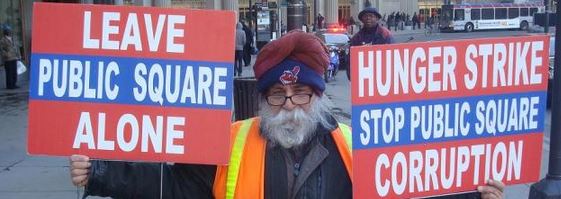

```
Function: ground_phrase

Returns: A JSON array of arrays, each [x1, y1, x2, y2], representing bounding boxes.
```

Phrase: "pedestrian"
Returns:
[[70, 30, 506, 199], [394, 12, 400, 31], [349, 7, 394, 81], [412, 13, 417, 30], [241, 21, 253, 67], [235, 22, 246, 76], [413, 12, 420, 30], [0, 24, 20, 89], [348, 16, 356, 34], [351, 7, 395, 47], [387, 12, 394, 30], [317, 13, 325, 30]]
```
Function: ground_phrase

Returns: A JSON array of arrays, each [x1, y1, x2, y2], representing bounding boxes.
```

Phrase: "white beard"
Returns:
[[259, 95, 334, 149]]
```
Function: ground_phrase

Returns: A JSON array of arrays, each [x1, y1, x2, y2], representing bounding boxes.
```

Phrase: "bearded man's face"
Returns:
[[259, 83, 333, 148]]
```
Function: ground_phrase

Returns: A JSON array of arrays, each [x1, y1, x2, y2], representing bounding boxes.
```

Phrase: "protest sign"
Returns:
[[28, 3, 235, 165], [351, 35, 549, 198]]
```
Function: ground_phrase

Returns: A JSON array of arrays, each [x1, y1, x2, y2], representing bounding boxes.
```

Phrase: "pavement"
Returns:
[[0, 27, 556, 198]]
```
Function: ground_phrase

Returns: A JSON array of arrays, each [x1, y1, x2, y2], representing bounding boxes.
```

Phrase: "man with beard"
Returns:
[[70, 31, 504, 199], [70, 30, 352, 199]]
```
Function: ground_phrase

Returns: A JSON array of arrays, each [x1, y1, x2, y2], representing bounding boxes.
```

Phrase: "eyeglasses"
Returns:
[[266, 94, 313, 106]]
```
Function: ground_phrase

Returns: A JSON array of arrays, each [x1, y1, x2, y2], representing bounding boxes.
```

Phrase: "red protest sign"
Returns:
[[351, 35, 549, 198], [28, 3, 235, 165]]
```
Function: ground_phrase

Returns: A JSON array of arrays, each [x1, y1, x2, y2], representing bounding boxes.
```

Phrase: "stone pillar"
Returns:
[[134, 0, 151, 6], [287, 1, 307, 31], [317, 0, 325, 21], [154, 0, 171, 7], [350, 0, 362, 21], [22, 0, 33, 73], [324, 0, 338, 27], [223, 0, 239, 20], [206, 0, 222, 10]]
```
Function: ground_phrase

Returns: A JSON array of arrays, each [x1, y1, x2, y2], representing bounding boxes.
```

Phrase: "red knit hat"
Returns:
[[253, 30, 330, 81]]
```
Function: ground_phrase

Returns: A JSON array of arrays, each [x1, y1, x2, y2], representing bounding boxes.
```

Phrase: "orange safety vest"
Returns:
[[212, 117, 352, 199]]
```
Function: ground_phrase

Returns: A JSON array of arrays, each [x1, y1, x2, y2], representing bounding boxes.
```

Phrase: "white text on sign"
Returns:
[[82, 11, 185, 53]]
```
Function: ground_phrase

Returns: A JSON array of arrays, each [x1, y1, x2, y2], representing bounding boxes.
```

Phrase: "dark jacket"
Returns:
[[0, 36, 19, 62], [84, 117, 352, 199], [350, 24, 394, 46]]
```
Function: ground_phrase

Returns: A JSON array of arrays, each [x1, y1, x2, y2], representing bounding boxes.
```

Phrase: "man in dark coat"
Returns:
[[0, 25, 20, 89], [241, 21, 254, 66]]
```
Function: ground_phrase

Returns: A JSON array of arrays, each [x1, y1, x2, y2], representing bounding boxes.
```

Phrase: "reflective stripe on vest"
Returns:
[[338, 123, 352, 149], [225, 118, 254, 199], [221, 118, 352, 199]]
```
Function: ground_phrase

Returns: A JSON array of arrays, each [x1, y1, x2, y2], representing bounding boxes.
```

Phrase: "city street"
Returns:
[[0, 28, 555, 198]]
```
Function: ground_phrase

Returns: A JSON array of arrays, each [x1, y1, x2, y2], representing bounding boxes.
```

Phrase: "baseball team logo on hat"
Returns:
[[279, 66, 301, 85]]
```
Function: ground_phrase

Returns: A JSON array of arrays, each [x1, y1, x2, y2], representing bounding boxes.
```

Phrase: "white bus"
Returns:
[[439, 3, 545, 32]]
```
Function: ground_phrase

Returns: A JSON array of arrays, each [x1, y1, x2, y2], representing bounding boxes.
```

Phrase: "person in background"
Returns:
[[234, 22, 246, 76], [0, 24, 20, 89], [317, 13, 325, 30], [412, 12, 420, 30], [241, 21, 254, 67], [351, 8, 394, 47]]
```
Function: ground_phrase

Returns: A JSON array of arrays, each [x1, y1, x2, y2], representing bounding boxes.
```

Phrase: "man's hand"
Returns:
[[69, 155, 91, 187], [477, 179, 505, 199]]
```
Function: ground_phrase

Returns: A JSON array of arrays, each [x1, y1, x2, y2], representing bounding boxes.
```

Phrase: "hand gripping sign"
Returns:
[[350, 35, 550, 198], [28, 3, 235, 165]]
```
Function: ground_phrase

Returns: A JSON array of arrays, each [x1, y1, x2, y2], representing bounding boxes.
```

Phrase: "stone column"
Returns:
[[206, 0, 222, 10], [134, 0, 151, 6], [154, 0, 171, 7], [324, 0, 338, 27], [317, 0, 325, 21], [223, 0, 240, 20], [350, 0, 363, 22]]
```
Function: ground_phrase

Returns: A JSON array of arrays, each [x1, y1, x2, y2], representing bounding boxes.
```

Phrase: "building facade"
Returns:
[[3, 0, 549, 64]]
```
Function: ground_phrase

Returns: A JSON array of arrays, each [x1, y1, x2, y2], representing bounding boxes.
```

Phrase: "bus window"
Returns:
[[482, 8, 494, 20], [508, 8, 519, 19], [530, 7, 538, 16], [520, 8, 529, 16], [471, 9, 481, 20], [495, 8, 507, 19], [454, 9, 465, 21]]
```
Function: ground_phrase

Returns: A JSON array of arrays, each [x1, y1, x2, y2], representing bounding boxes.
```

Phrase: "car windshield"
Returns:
[[323, 34, 349, 45]]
